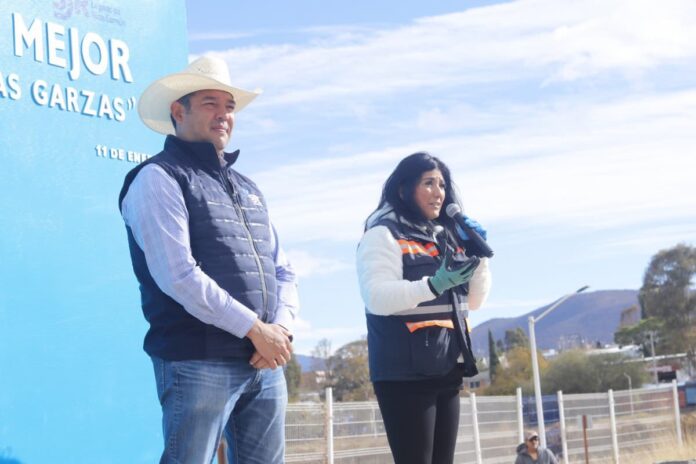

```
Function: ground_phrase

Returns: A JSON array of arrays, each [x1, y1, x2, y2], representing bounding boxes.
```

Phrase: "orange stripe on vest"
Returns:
[[405, 319, 454, 333], [397, 239, 439, 257]]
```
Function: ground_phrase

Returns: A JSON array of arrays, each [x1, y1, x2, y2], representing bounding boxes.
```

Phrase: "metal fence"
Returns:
[[285, 382, 683, 464]]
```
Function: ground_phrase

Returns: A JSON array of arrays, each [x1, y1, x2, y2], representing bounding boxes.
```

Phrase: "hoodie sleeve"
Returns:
[[466, 257, 492, 310], [515, 443, 528, 464], [545, 449, 559, 464], [356, 225, 436, 315]]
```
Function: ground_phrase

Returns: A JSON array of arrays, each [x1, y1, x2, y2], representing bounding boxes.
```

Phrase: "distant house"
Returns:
[[586, 344, 643, 358], [557, 333, 587, 351], [466, 370, 491, 391]]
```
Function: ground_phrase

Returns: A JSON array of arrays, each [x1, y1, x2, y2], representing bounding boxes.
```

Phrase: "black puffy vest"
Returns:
[[365, 217, 478, 382], [119, 136, 277, 360]]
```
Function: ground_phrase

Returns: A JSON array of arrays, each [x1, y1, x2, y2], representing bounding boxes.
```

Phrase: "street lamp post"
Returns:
[[623, 372, 634, 415], [529, 285, 589, 448]]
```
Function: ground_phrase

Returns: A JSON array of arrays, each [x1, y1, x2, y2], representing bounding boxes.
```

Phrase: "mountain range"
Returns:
[[295, 353, 324, 372], [469, 289, 640, 358], [295, 290, 640, 371]]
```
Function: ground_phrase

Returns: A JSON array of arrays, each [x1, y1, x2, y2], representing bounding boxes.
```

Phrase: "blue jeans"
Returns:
[[152, 357, 287, 464]]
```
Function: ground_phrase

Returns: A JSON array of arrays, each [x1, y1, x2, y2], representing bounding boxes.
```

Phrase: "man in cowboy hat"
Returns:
[[119, 55, 298, 463], [515, 431, 559, 464]]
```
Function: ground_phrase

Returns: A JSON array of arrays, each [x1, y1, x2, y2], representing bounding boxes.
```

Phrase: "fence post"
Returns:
[[516, 387, 524, 443], [672, 379, 683, 447], [557, 390, 568, 464], [470, 392, 483, 464], [582, 415, 590, 464], [371, 403, 378, 437], [608, 389, 619, 464], [325, 387, 334, 464]]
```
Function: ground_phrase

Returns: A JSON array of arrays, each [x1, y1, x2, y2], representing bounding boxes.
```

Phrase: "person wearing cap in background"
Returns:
[[118, 55, 298, 463], [515, 431, 559, 464]]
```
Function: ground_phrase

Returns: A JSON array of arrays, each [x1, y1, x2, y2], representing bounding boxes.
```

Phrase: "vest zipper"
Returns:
[[220, 168, 269, 319]]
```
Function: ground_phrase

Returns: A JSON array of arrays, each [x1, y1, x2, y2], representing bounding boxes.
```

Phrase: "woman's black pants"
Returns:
[[374, 381, 461, 464]]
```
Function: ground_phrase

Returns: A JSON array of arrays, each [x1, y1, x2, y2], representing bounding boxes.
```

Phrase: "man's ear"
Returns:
[[170, 101, 184, 124], [398, 187, 404, 200]]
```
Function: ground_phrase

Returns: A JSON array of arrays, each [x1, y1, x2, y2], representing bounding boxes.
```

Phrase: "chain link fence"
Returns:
[[284, 383, 681, 464]]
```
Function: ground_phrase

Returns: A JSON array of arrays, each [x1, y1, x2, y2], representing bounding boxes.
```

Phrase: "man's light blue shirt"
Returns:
[[121, 163, 298, 339]]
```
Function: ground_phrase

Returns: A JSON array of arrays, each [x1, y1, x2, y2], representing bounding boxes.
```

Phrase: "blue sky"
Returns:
[[185, 0, 696, 355]]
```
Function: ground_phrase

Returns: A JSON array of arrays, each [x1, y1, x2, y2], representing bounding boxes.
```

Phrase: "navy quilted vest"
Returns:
[[365, 217, 478, 382], [119, 136, 277, 360]]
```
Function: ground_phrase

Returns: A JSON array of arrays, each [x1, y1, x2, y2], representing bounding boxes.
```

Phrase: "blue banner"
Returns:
[[0, 1, 187, 462]]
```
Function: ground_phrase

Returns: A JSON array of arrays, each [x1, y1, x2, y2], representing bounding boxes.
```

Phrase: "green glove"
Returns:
[[429, 247, 480, 296]]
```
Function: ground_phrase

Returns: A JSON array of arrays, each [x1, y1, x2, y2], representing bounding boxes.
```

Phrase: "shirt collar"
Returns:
[[165, 135, 240, 171]]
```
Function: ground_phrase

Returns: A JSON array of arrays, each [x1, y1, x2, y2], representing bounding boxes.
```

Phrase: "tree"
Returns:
[[330, 339, 372, 401], [496, 339, 505, 353], [614, 317, 664, 357], [484, 346, 545, 395], [504, 327, 529, 351], [640, 244, 696, 355], [488, 329, 500, 382], [284, 354, 302, 402], [311, 338, 336, 390], [542, 350, 648, 394]]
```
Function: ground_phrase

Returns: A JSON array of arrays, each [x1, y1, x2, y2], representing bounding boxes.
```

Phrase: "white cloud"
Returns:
[[197, 2, 696, 250], [255, 89, 696, 244], [415, 104, 499, 134], [586, 224, 696, 259], [211, 0, 696, 108], [284, 249, 351, 278], [540, 1, 696, 82], [188, 32, 256, 42]]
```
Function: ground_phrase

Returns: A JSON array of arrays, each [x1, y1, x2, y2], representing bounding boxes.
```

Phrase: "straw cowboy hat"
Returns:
[[138, 55, 261, 135]]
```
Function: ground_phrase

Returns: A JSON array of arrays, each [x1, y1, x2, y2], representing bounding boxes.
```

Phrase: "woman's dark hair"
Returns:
[[369, 151, 461, 229]]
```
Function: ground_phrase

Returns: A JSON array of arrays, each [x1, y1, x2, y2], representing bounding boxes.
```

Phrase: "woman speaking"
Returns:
[[356, 152, 492, 464]]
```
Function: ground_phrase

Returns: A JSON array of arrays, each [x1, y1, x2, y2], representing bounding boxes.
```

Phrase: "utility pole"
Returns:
[[649, 330, 658, 384]]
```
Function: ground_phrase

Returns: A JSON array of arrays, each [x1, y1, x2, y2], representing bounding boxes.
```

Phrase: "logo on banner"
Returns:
[[53, 0, 126, 26]]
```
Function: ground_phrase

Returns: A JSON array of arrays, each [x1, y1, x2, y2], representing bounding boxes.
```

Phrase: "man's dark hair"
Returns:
[[368, 151, 461, 229], [169, 91, 196, 130]]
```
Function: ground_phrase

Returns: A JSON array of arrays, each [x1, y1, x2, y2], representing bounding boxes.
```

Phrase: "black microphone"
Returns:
[[445, 204, 494, 258]]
